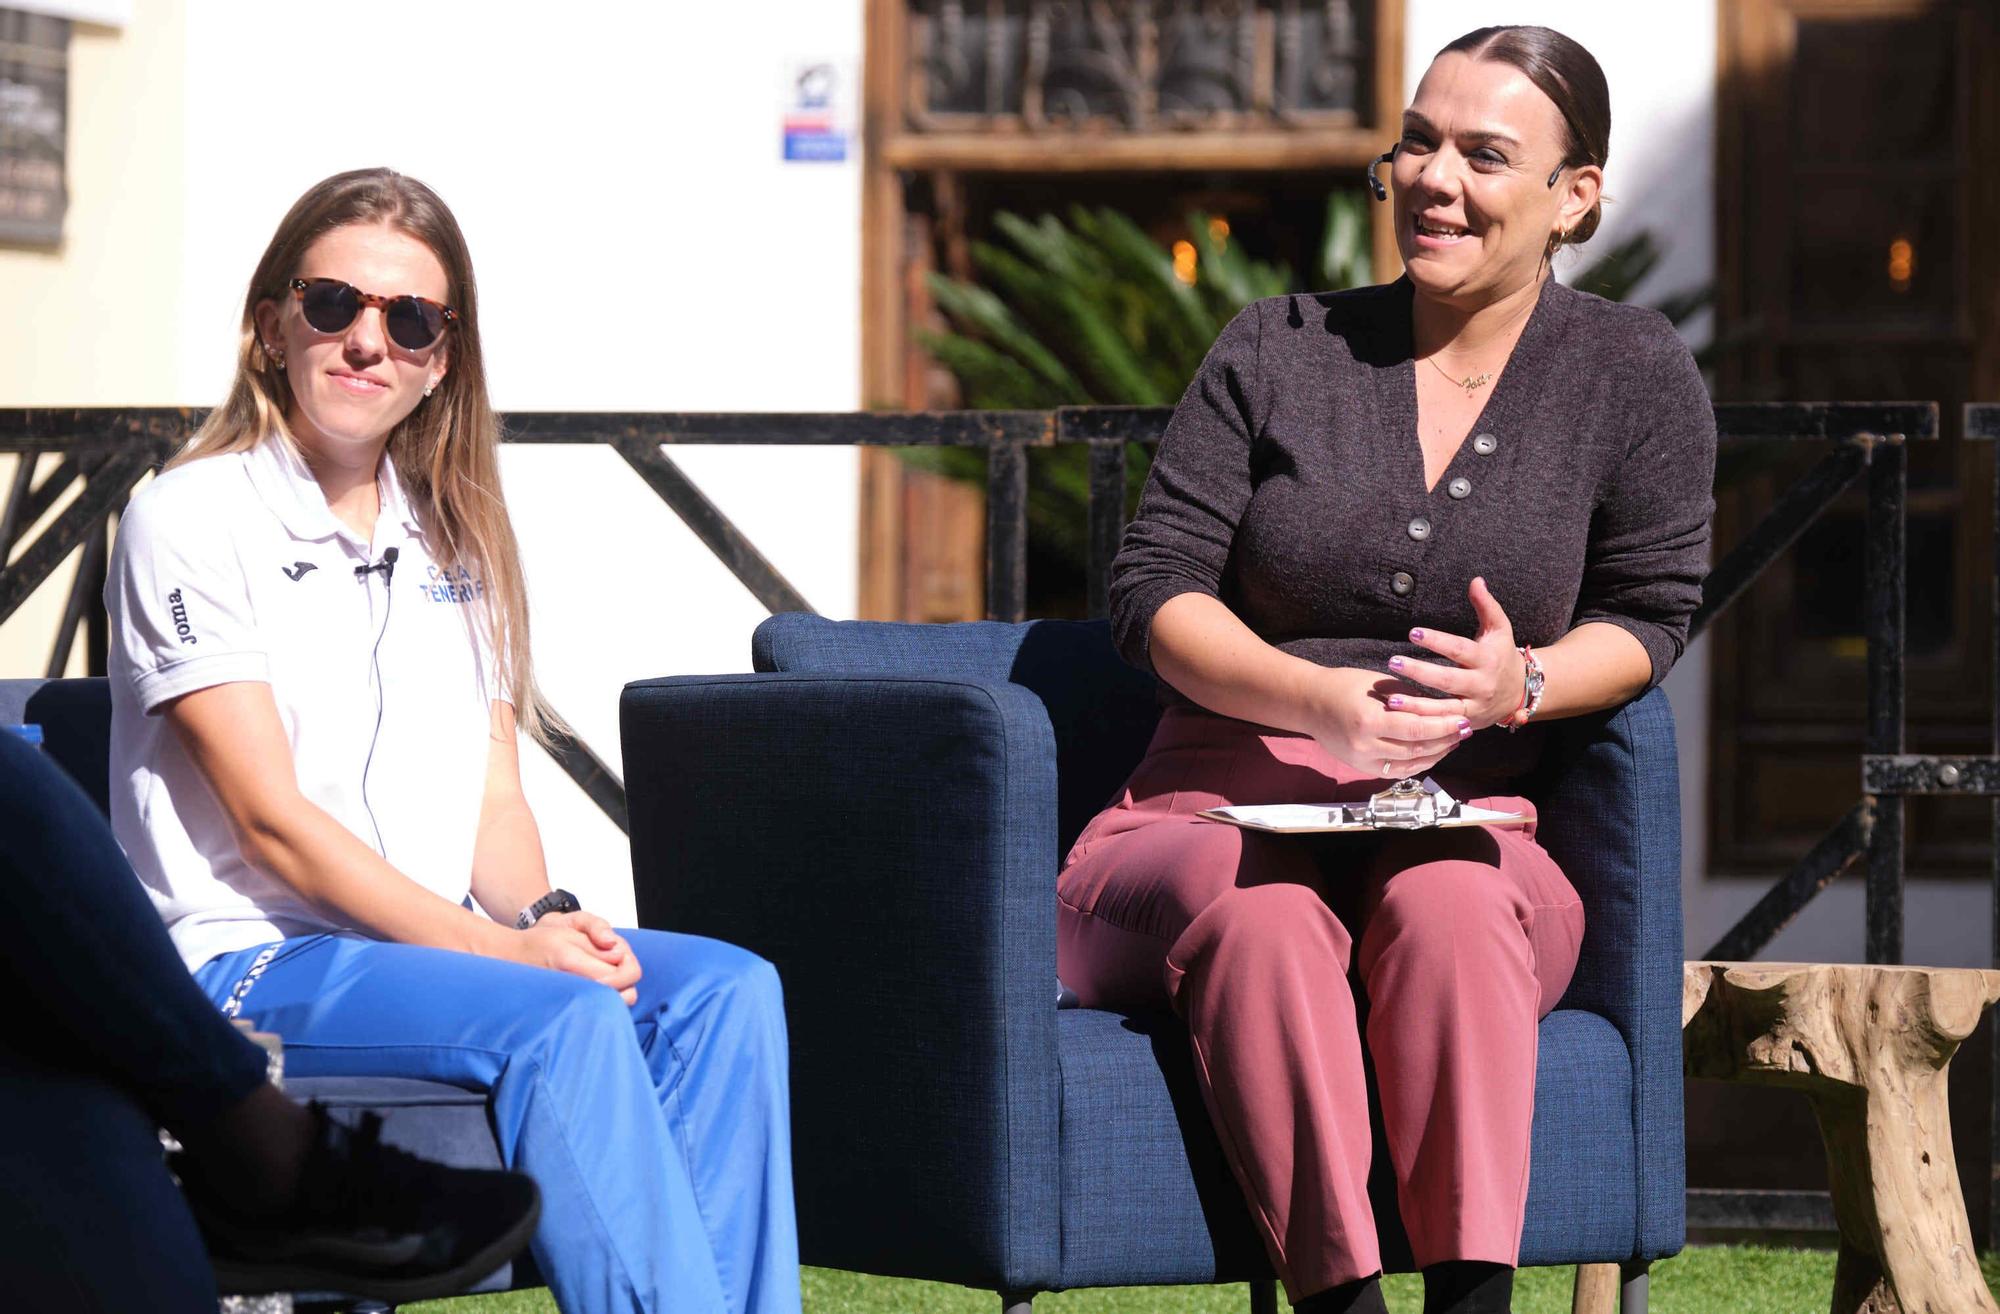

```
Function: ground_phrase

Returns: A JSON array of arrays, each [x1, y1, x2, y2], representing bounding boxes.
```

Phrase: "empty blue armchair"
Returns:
[[620, 614, 1684, 1311]]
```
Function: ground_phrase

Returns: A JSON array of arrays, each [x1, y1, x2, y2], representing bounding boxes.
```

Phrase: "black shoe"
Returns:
[[178, 1102, 540, 1303]]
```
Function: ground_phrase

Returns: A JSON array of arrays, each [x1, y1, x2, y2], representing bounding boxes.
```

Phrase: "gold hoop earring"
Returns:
[[1546, 230, 1566, 258]]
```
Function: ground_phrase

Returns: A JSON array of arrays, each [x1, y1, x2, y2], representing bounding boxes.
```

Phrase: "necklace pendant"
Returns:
[[1460, 372, 1493, 395]]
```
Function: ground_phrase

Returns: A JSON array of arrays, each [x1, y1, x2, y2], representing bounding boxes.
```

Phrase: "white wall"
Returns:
[[9, 1, 868, 922]]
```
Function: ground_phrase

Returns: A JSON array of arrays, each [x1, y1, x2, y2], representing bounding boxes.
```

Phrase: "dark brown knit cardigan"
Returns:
[[1109, 275, 1716, 781]]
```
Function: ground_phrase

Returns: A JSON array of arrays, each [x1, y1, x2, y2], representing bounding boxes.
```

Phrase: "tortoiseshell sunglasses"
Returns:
[[287, 277, 459, 352]]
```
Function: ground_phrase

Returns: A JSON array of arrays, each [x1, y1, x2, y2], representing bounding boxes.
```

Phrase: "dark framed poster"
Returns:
[[0, 8, 68, 245]]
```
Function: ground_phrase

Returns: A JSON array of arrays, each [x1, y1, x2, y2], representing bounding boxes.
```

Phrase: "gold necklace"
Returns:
[[1425, 353, 1493, 396], [1419, 288, 1539, 396]]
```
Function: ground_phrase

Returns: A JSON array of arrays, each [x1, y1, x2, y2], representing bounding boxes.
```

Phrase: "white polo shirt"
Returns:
[[106, 436, 502, 970]]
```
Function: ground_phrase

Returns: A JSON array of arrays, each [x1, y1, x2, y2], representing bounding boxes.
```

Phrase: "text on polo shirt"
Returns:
[[167, 588, 197, 644], [422, 563, 486, 604]]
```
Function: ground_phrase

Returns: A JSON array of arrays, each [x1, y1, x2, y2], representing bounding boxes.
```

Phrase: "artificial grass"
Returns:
[[409, 1248, 2000, 1313]]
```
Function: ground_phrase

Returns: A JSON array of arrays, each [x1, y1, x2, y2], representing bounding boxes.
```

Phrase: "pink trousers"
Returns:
[[1056, 707, 1585, 1301]]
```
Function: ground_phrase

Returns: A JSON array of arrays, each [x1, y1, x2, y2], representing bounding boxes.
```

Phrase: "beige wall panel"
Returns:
[[0, 3, 189, 404], [1, 5, 188, 676]]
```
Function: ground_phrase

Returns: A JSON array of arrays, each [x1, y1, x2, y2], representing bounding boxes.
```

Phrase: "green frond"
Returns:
[[914, 329, 1061, 409], [926, 273, 1089, 398], [1318, 190, 1373, 289]]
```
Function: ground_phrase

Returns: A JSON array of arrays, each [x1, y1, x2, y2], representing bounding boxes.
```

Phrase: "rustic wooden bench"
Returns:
[[1576, 961, 2000, 1314]]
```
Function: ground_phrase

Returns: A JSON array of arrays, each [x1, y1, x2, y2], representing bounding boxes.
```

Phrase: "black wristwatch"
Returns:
[[516, 888, 582, 930]]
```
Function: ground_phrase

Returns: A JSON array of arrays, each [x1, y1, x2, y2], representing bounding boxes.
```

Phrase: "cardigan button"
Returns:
[[1448, 476, 1472, 499], [1407, 517, 1432, 542], [1472, 433, 1498, 455], [1391, 571, 1415, 596]]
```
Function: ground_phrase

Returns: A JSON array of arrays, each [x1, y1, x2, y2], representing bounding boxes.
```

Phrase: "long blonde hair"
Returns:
[[174, 167, 557, 744]]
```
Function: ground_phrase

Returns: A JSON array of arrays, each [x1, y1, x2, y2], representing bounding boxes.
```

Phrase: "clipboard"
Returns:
[[1198, 778, 1528, 834]]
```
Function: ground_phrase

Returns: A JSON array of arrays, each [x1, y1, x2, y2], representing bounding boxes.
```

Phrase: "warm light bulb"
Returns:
[[1173, 240, 1198, 285], [1887, 237, 1914, 293], [1207, 216, 1231, 251]]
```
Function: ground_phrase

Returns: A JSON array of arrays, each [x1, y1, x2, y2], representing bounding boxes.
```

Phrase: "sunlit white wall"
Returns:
[[7, 0, 868, 921]]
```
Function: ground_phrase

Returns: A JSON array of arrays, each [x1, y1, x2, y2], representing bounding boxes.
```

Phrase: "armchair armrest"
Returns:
[[1533, 686, 1685, 1259], [620, 672, 1062, 1290]]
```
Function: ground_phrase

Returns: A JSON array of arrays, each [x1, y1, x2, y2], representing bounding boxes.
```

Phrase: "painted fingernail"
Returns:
[[1410, 628, 1425, 641], [1387, 695, 1404, 708], [1458, 718, 1472, 732], [1387, 656, 1404, 669]]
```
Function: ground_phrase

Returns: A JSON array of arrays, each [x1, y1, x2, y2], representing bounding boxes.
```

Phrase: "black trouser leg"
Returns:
[[0, 732, 266, 1130]]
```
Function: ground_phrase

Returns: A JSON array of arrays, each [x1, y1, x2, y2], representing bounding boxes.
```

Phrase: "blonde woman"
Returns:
[[106, 168, 799, 1314]]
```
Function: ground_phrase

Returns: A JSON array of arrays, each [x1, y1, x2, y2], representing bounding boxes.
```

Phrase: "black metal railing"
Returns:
[[1696, 410, 1917, 966], [0, 402, 1932, 938]]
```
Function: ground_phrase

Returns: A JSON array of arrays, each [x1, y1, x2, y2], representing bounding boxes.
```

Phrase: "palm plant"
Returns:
[[906, 192, 1373, 587]]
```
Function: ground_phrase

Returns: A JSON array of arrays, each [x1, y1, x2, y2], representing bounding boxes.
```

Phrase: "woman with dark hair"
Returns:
[[106, 168, 800, 1314], [1058, 26, 1711, 1314]]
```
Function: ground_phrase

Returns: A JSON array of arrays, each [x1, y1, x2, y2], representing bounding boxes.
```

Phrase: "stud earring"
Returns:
[[423, 380, 437, 398], [266, 344, 285, 368]]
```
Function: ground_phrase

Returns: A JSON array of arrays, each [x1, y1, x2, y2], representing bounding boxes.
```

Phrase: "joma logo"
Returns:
[[167, 588, 197, 645]]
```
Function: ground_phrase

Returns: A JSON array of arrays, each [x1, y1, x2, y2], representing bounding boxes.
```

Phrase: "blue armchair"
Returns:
[[621, 614, 1684, 1312]]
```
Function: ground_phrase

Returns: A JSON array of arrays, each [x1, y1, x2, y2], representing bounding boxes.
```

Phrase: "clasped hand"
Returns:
[[513, 910, 643, 1005], [1310, 577, 1526, 778]]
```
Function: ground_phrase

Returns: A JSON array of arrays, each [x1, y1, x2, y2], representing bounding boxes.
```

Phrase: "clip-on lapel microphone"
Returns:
[[354, 545, 400, 583]]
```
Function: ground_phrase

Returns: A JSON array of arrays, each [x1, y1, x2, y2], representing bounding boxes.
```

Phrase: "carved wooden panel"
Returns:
[[907, 1, 1368, 132]]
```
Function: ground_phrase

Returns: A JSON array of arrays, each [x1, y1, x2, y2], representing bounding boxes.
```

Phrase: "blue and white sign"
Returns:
[[782, 59, 853, 164]]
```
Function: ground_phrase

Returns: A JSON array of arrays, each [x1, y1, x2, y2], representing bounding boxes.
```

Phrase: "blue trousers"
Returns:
[[0, 728, 267, 1312], [197, 930, 801, 1314]]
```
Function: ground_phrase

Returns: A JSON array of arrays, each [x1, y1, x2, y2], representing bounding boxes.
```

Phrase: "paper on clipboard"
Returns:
[[1197, 802, 1528, 834], [1197, 777, 1527, 834]]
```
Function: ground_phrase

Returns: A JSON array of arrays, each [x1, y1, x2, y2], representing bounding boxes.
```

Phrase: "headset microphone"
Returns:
[[1366, 144, 1396, 201]]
